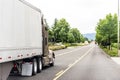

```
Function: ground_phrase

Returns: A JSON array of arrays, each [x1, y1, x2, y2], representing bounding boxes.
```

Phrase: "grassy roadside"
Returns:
[[49, 43, 86, 51], [100, 44, 118, 57], [49, 45, 66, 51], [63, 43, 85, 47]]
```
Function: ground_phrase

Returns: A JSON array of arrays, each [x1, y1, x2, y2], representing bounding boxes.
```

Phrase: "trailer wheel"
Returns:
[[37, 57, 42, 73], [32, 58, 37, 75]]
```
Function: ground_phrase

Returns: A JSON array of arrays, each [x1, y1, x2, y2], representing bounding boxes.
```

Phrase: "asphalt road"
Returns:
[[8, 43, 120, 80]]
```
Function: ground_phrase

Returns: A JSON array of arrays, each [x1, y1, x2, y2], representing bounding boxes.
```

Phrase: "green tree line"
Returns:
[[48, 18, 85, 43], [96, 13, 117, 50]]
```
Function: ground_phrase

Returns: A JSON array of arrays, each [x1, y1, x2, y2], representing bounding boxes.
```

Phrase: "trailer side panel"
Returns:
[[0, 0, 43, 63]]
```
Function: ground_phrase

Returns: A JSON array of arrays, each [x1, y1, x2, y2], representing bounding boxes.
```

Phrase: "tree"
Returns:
[[49, 18, 85, 43], [68, 32, 75, 43], [59, 19, 70, 42], [84, 37, 89, 41], [80, 34, 85, 43], [96, 13, 117, 49], [68, 28, 82, 43], [52, 18, 70, 43], [52, 18, 60, 42]]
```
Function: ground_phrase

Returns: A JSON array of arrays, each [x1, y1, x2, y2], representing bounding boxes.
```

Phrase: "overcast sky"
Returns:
[[25, 0, 118, 34]]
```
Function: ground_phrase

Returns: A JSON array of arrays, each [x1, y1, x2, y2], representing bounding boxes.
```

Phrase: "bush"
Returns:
[[101, 46, 118, 57], [48, 42, 54, 46], [63, 43, 71, 47], [104, 49, 118, 57], [63, 43, 84, 47], [111, 43, 117, 48], [49, 42, 85, 51], [49, 45, 66, 51]]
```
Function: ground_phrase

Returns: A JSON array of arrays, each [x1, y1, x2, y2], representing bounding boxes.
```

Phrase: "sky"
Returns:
[[25, 0, 118, 34]]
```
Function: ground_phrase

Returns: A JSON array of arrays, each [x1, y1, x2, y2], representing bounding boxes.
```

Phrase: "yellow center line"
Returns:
[[68, 64, 72, 67], [53, 46, 94, 80], [55, 70, 64, 76]]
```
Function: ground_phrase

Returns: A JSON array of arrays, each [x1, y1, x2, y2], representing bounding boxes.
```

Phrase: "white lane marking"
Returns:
[[56, 47, 85, 57], [53, 46, 94, 80]]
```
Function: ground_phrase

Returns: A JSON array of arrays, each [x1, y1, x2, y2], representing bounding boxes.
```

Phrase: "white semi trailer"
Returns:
[[0, 0, 55, 80]]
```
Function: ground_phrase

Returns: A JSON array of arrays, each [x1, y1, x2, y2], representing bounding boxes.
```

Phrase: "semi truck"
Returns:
[[0, 0, 55, 80]]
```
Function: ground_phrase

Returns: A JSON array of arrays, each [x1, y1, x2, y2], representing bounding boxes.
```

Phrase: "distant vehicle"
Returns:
[[0, 0, 55, 80]]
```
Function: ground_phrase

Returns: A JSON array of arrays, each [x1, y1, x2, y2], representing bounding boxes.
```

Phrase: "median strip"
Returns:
[[53, 46, 94, 80]]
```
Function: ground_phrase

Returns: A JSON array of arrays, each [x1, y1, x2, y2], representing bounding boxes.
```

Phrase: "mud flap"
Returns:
[[21, 62, 32, 76]]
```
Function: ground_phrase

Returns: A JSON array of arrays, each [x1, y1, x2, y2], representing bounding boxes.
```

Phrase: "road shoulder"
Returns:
[[111, 57, 120, 65]]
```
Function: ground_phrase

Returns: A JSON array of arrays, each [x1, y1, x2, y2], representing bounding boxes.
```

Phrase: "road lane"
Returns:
[[53, 46, 94, 80], [8, 43, 120, 80], [8, 44, 92, 80], [57, 45, 120, 80], [55, 46, 83, 57]]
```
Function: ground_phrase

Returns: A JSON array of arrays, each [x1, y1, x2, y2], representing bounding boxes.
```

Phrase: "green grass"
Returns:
[[48, 42, 85, 51], [101, 46, 118, 57], [103, 48, 118, 57], [63, 43, 85, 47], [111, 43, 117, 48], [49, 45, 66, 51]]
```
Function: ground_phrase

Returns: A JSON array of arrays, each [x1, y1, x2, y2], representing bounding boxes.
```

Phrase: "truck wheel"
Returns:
[[32, 58, 37, 75], [37, 57, 42, 73]]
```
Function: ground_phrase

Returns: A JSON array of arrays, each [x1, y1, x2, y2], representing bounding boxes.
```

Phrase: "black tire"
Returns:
[[32, 58, 37, 75], [37, 57, 42, 73]]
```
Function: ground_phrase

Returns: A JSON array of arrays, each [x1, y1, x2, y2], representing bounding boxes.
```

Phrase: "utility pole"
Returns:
[[118, 0, 120, 56]]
